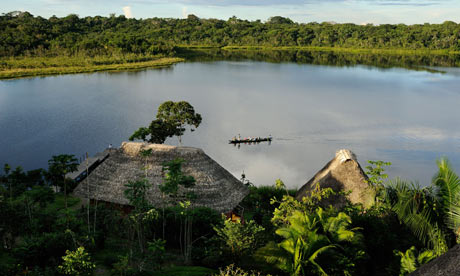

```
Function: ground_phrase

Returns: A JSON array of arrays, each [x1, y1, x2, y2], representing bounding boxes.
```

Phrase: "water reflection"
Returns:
[[180, 49, 460, 70], [1, 60, 460, 188]]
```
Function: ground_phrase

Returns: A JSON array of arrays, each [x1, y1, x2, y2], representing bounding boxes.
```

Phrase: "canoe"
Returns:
[[229, 137, 272, 144]]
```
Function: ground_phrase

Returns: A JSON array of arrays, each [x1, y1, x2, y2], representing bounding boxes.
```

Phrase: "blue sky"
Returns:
[[3, 0, 460, 24]]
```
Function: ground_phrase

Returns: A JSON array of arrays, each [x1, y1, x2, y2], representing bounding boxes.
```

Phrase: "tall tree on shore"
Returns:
[[130, 101, 202, 145]]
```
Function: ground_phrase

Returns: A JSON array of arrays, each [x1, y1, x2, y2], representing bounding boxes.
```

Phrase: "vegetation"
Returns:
[[1, 12, 460, 58], [385, 158, 460, 256], [57, 246, 96, 276], [0, 56, 183, 79], [1, 154, 460, 275], [395, 246, 435, 275], [1, 12, 460, 79], [130, 101, 202, 145], [214, 218, 265, 260]]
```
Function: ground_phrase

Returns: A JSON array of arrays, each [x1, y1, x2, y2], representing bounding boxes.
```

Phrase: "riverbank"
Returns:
[[180, 45, 460, 56], [1, 46, 459, 80], [0, 56, 184, 80]]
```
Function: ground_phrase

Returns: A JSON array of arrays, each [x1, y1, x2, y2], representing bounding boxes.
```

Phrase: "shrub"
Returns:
[[57, 246, 96, 276]]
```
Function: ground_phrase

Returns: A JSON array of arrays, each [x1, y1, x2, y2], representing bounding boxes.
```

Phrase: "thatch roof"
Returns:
[[295, 149, 373, 208], [409, 244, 460, 276], [73, 142, 249, 213]]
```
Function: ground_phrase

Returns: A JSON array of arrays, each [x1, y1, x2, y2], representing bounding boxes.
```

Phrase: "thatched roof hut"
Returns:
[[73, 142, 249, 213], [295, 149, 373, 208], [409, 244, 460, 276]]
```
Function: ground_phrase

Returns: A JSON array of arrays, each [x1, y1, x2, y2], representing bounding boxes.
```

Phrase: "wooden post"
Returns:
[[86, 152, 90, 234]]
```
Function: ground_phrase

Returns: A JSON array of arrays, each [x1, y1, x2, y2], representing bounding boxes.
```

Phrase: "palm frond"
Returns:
[[386, 178, 447, 255], [433, 158, 460, 235]]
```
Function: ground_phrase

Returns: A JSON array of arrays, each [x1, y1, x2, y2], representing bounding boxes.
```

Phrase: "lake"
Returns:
[[1, 51, 460, 188]]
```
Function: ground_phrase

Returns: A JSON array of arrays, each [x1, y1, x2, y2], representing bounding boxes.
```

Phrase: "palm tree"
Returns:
[[385, 157, 460, 256], [258, 208, 359, 276], [433, 158, 460, 242]]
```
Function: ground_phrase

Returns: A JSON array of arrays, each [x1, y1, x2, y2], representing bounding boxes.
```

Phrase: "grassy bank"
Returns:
[[0, 56, 184, 80]]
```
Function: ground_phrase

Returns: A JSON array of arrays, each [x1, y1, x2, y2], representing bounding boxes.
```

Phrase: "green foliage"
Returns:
[[258, 208, 363, 276], [348, 205, 423, 275], [365, 160, 392, 208], [214, 217, 265, 258], [214, 264, 269, 276], [0, 56, 183, 80], [156, 101, 202, 144], [57, 246, 96, 276], [12, 231, 73, 268], [130, 101, 202, 144], [112, 254, 132, 276], [25, 185, 55, 207], [146, 239, 167, 269], [160, 158, 196, 198], [432, 158, 460, 242], [274, 179, 286, 191], [124, 180, 152, 212], [47, 154, 78, 184], [395, 246, 435, 275], [386, 179, 448, 256], [365, 160, 392, 186], [151, 266, 216, 276], [385, 157, 460, 256], [2, 12, 460, 59], [271, 184, 335, 227], [129, 119, 177, 144]]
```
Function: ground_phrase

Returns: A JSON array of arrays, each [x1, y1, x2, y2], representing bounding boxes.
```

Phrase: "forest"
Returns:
[[1, 11, 460, 58], [1, 155, 460, 276]]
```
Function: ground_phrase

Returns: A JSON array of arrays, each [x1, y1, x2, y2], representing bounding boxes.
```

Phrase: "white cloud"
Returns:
[[401, 127, 448, 141], [122, 6, 133, 18]]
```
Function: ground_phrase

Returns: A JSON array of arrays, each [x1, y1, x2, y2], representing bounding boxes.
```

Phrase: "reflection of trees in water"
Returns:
[[179, 49, 460, 70]]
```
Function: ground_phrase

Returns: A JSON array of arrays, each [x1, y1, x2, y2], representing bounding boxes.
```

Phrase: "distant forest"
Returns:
[[1, 11, 460, 57]]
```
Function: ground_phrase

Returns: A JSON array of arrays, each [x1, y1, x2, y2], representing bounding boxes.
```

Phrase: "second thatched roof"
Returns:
[[73, 142, 249, 213], [296, 149, 374, 208]]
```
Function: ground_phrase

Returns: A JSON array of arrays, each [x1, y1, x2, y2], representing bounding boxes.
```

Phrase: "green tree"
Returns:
[[129, 119, 177, 144], [160, 158, 196, 264], [365, 160, 392, 208], [124, 149, 159, 255], [57, 246, 95, 276], [130, 101, 202, 145], [156, 101, 202, 145]]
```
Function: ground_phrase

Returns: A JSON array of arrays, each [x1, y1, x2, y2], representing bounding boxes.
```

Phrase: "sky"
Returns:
[[2, 0, 460, 25]]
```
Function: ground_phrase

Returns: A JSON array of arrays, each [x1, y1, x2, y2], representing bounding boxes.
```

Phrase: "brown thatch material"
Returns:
[[295, 149, 374, 208], [409, 244, 460, 276], [73, 142, 249, 213]]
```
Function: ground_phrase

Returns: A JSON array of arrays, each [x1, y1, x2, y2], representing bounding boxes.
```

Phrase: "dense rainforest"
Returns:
[[1, 11, 460, 57]]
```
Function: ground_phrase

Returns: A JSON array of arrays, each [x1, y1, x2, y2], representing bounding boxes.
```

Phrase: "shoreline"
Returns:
[[179, 45, 460, 56], [0, 57, 184, 80], [1, 45, 459, 80]]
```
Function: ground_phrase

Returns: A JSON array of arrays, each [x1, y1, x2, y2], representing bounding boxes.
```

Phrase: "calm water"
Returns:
[[1, 59, 460, 188]]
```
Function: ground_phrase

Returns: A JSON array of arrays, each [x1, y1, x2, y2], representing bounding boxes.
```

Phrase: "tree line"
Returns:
[[1, 11, 460, 57]]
